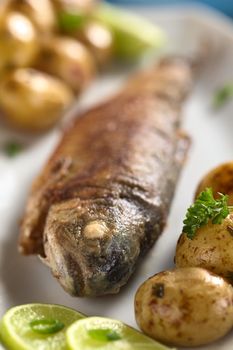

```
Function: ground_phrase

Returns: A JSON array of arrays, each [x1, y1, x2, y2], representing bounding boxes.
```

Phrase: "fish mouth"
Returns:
[[41, 197, 144, 297]]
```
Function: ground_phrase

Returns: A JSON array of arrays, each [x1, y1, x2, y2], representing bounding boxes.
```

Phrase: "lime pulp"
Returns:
[[93, 3, 166, 59], [66, 317, 174, 350], [0, 303, 84, 350]]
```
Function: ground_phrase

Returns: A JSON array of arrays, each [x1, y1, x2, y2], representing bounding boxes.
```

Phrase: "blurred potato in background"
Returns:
[[7, 0, 56, 34], [0, 0, 165, 133], [36, 37, 96, 93], [75, 20, 113, 66], [0, 11, 39, 71], [52, 0, 98, 13], [0, 68, 74, 132]]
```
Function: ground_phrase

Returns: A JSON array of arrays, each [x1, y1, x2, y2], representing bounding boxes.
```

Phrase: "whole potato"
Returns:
[[0, 68, 74, 132], [135, 267, 233, 347], [76, 21, 113, 66], [9, 0, 56, 34], [175, 214, 233, 281], [52, 0, 97, 13], [0, 11, 38, 71], [195, 162, 233, 205], [36, 37, 95, 93]]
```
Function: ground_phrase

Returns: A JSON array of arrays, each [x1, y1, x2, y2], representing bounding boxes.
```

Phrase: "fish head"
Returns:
[[41, 197, 145, 296]]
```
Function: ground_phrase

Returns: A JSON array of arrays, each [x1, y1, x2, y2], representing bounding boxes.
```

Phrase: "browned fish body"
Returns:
[[20, 57, 192, 296]]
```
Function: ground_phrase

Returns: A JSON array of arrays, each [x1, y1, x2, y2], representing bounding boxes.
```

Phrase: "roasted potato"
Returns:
[[196, 162, 233, 205], [76, 21, 113, 66], [0, 11, 38, 71], [175, 214, 233, 281], [9, 0, 56, 34], [36, 37, 95, 93], [0, 68, 74, 132], [135, 267, 233, 347]]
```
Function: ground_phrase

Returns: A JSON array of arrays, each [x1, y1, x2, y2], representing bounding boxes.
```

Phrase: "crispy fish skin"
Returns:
[[19, 57, 192, 296]]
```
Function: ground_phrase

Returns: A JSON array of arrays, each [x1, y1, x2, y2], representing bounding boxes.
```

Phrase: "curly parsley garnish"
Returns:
[[183, 188, 231, 239]]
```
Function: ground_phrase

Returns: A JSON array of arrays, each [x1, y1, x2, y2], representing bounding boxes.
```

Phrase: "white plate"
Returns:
[[0, 4, 233, 350]]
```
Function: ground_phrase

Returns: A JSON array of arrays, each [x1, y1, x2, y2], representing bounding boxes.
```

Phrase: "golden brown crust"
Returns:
[[19, 57, 192, 296]]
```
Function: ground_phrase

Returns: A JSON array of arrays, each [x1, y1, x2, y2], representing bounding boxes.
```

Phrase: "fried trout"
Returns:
[[20, 57, 193, 296]]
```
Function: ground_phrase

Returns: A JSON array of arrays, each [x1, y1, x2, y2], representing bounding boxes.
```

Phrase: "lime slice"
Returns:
[[66, 317, 174, 350], [0, 303, 84, 350], [93, 3, 166, 60]]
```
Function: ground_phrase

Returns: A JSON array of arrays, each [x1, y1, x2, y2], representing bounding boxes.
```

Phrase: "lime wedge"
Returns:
[[66, 317, 173, 350], [0, 303, 84, 350], [93, 3, 166, 60]]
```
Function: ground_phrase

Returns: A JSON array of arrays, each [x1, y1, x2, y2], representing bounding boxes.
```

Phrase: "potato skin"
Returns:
[[175, 214, 233, 280], [76, 21, 113, 66], [0, 68, 74, 132], [135, 267, 233, 347], [52, 0, 97, 13], [0, 11, 38, 71], [196, 162, 233, 205], [36, 37, 95, 93], [9, 0, 56, 34]]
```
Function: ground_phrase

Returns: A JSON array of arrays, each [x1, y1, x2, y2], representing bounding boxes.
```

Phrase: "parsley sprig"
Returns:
[[183, 188, 232, 239]]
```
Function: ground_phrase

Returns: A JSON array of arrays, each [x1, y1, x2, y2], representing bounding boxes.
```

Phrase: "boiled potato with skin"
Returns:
[[52, 0, 97, 13], [0, 11, 38, 71], [36, 37, 95, 93], [195, 162, 233, 205], [9, 0, 56, 34], [135, 267, 233, 347], [175, 214, 233, 280], [0, 68, 74, 132], [76, 21, 113, 66]]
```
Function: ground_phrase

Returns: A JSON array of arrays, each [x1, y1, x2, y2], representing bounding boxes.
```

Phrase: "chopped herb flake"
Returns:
[[30, 319, 64, 334], [88, 328, 121, 342], [213, 83, 233, 109], [4, 141, 23, 157]]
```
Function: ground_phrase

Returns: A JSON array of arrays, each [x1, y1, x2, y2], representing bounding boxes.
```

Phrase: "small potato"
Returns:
[[76, 21, 113, 66], [9, 0, 56, 34], [135, 267, 233, 347], [0, 68, 74, 132], [52, 0, 97, 13], [36, 37, 95, 93], [0, 11, 38, 71], [196, 162, 233, 205], [175, 214, 233, 281]]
